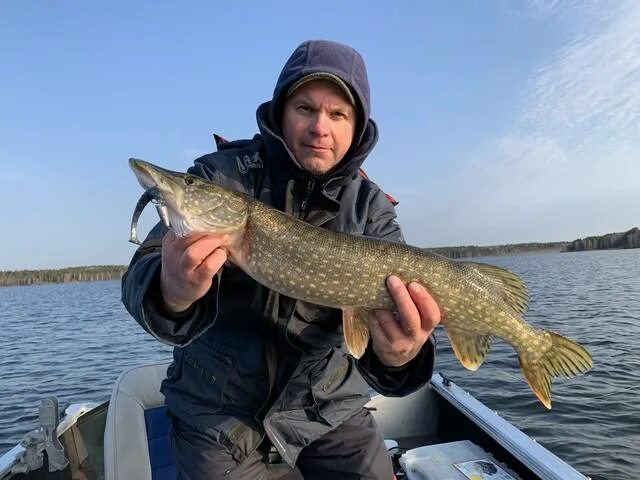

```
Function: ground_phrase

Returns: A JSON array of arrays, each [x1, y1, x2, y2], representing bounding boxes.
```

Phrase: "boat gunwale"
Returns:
[[429, 372, 590, 480]]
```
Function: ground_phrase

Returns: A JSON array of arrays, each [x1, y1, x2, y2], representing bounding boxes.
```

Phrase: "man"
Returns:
[[122, 39, 441, 479]]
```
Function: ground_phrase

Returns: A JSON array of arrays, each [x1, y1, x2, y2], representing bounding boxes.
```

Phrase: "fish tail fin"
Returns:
[[342, 308, 370, 359], [519, 331, 593, 409]]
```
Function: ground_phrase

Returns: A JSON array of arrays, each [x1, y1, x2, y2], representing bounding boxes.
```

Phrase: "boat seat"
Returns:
[[104, 361, 175, 480], [102, 362, 303, 480]]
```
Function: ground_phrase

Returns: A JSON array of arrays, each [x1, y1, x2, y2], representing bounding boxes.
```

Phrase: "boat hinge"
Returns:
[[11, 397, 69, 475]]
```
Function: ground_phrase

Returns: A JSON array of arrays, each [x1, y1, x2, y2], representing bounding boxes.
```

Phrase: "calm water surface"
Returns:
[[1, 249, 638, 479]]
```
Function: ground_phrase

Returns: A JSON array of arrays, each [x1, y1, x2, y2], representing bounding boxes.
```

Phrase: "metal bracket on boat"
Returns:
[[439, 371, 452, 387], [11, 431, 43, 474], [11, 397, 69, 474]]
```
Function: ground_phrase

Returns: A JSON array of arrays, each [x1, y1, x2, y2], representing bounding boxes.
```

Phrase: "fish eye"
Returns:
[[185, 177, 196, 186]]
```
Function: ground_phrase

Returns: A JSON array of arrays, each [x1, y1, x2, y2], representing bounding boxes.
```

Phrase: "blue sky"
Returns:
[[1, 1, 638, 270]]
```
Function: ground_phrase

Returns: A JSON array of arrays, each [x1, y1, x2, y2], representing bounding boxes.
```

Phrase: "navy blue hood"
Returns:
[[258, 40, 378, 180], [272, 40, 371, 139]]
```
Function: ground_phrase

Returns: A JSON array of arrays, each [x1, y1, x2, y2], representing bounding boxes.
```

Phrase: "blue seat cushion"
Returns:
[[144, 407, 177, 480]]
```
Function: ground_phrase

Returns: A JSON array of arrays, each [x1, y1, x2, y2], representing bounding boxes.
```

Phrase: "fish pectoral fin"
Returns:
[[342, 307, 370, 359], [519, 330, 593, 410], [446, 329, 493, 371], [470, 262, 529, 314]]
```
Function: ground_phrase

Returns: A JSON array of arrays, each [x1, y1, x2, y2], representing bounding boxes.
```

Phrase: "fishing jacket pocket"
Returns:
[[162, 340, 233, 418], [308, 350, 369, 427]]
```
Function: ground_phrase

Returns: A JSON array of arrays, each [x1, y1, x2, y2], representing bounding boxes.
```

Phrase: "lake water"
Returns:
[[1, 249, 638, 479]]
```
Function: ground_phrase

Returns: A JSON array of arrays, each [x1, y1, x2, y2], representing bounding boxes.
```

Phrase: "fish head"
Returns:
[[129, 158, 248, 236]]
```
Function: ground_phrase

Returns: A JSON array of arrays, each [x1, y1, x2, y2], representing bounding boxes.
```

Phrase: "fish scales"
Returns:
[[243, 202, 422, 309], [129, 158, 593, 409], [244, 202, 491, 317]]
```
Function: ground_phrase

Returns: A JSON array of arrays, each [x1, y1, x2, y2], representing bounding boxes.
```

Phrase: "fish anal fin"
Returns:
[[470, 262, 529, 314], [342, 307, 370, 359], [521, 366, 552, 409], [518, 330, 593, 410], [446, 329, 493, 371]]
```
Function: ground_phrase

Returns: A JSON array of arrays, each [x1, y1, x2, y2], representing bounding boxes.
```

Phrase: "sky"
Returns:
[[1, 0, 638, 270]]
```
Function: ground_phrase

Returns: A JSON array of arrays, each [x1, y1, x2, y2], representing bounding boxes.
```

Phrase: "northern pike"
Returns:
[[129, 158, 592, 409]]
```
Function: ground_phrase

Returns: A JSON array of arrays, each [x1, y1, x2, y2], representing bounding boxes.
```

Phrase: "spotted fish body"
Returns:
[[129, 158, 592, 409]]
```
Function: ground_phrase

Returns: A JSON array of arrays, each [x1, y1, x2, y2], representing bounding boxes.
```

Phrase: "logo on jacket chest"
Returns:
[[236, 152, 263, 174]]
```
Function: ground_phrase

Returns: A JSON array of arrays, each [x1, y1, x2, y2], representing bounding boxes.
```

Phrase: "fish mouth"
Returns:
[[129, 158, 181, 196], [129, 158, 189, 234]]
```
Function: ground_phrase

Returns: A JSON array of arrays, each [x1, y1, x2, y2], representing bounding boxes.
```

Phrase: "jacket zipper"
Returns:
[[299, 178, 316, 218]]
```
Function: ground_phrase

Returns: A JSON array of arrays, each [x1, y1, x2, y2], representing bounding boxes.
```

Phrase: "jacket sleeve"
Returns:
[[357, 337, 436, 396], [121, 221, 221, 346], [355, 186, 437, 396]]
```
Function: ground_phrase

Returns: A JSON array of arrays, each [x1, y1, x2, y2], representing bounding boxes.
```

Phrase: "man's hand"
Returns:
[[368, 275, 441, 367], [160, 231, 229, 313]]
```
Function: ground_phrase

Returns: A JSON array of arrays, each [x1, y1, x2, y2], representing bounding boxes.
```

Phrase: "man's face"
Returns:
[[282, 79, 357, 176]]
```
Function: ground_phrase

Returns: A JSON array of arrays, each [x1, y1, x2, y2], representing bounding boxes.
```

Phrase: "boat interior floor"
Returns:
[[265, 433, 440, 480]]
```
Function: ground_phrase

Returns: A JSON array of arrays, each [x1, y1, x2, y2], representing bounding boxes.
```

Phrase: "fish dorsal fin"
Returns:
[[342, 308, 370, 359], [470, 262, 529, 314], [446, 328, 493, 371]]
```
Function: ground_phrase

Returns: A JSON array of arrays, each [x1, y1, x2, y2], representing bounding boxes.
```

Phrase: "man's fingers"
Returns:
[[181, 245, 209, 271], [194, 248, 227, 280], [370, 310, 402, 343], [387, 276, 420, 337], [368, 312, 388, 347], [369, 276, 439, 367], [164, 231, 206, 248], [179, 234, 229, 271], [407, 282, 441, 333]]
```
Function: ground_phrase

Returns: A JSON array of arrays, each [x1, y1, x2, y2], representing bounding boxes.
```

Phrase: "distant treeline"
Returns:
[[428, 242, 569, 259], [566, 227, 640, 252], [430, 227, 639, 259], [0, 265, 127, 287]]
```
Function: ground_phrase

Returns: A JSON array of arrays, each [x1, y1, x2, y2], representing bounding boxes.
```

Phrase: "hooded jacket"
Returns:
[[121, 40, 435, 467]]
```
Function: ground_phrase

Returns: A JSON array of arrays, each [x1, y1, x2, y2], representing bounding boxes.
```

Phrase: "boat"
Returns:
[[0, 361, 590, 480]]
